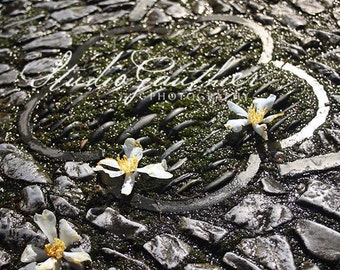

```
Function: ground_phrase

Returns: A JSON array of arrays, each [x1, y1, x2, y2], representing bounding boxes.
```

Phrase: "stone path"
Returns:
[[0, 0, 339, 269]]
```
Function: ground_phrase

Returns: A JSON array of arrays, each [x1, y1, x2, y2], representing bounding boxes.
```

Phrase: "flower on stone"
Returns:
[[20, 209, 91, 270], [94, 138, 173, 195], [225, 94, 284, 140]]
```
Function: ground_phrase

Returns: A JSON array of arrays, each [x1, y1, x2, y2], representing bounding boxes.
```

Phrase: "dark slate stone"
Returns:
[[0, 70, 18, 86], [144, 234, 191, 269], [20, 185, 46, 214], [22, 32, 72, 50], [51, 5, 98, 23], [53, 176, 84, 202], [238, 235, 296, 270], [295, 219, 340, 262]]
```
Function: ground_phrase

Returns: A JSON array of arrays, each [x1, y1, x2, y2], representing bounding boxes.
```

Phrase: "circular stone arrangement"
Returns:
[[19, 16, 326, 212]]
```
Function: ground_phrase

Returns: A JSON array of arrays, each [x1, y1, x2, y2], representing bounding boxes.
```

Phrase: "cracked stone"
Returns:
[[298, 180, 340, 217], [144, 234, 191, 269], [238, 235, 296, 270], [179, 217, 228, 244], [295, 219, 340, 262], [225, 194, 293, 232]]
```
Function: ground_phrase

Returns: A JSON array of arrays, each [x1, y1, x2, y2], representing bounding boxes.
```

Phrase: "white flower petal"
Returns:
[[137, 161, 173, 179], [36, 258, 59, 270], [253, 94, 276, 111], [252, 123, 268, 140], [263, 112, 284, 123], [34, 210, 57, 243], [20, 245, 48, 263], [96, 158, 120, 169], [225, 119, 249, 132], [63, 251, 91, 265], [94, 165, 125, 178], [123, 138, 143, 160], [121, 173, 136, 195], [227, 101, 248, 117], [59, 219, 81, 248]]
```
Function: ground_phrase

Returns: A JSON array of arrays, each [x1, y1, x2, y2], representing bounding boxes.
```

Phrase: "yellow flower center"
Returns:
[[117, 155, 139, 174], [248, 106, 267, 125], [45, 238, 66, 260], [133, 141, 142, 148]]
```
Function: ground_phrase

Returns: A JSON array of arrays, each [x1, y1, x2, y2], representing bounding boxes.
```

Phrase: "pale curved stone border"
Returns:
[[198, 15, 274, 64], [273, 61, 330, 149]]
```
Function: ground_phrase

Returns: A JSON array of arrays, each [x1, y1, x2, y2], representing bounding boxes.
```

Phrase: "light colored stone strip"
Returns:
[[273, 61, 330, 149], [279, 152, 340, 176]]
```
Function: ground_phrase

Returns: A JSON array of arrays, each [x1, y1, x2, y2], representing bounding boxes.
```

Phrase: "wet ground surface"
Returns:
[[0, 0, 339, 269]]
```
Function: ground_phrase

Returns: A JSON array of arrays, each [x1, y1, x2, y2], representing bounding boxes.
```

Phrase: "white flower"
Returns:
[[21, 210, 91, 270], [94, 138, 173, 195], [225, 94, 284, 140]]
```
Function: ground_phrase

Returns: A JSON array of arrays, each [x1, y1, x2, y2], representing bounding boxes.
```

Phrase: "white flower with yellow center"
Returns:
[[225, 94, 284, 140], [21, 209, 91, 270], [94, 138, 173, 195]]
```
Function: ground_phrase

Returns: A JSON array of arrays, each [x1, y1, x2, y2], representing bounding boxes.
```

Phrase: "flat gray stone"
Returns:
[[144, 234, 191, 269], [0, 144, 51, 184], [295, 219, 340, 262], [0, 70, 18, 86], [50, 195, 80, 217], [51, 5, 98, 23], [290, 0, 325, 15], [0, 64, 10, 74], [225, 194, 293, 232], [22, 58, 59, 75], [223, 252, 262, 270], [22, 32, 72, 50], [238, 235, 296, 270], [86, 207, 147, 238], [179, 217, 227, 244], [271, 3, 307, 28], [278, 152, 340, 176], [64, 161, 94, 179], [20, 185, 46, 214], [129, 0, 158, 22], [298, 180, 340, 217]]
